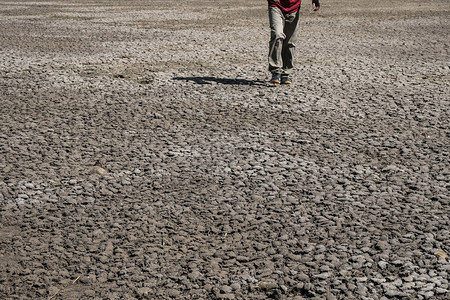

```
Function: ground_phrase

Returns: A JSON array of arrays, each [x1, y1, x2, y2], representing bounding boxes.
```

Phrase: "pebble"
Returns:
[[259, 282, 278, 291], [419, 291, 434, 299], [435, 287, 448, 294], [313, 272, 331, 279], [24, 183, 34, 189], [220, 285, 233, 293]]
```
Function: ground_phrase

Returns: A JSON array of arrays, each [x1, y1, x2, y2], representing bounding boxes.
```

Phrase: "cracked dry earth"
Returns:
[[0, 0, 449, 299]]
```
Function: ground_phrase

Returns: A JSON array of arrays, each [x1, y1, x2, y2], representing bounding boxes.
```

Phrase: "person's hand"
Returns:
[[312, 0, 320, 11]]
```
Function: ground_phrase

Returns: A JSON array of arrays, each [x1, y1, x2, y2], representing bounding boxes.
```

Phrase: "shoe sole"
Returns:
[[281, 80, 291, 84], [270, 80, 280, 84]]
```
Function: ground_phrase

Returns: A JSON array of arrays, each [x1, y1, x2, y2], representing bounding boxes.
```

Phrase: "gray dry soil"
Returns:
[[1, 0, 449, 299]]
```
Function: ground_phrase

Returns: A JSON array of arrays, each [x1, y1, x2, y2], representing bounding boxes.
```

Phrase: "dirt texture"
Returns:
[[1, 0, 449, 299]]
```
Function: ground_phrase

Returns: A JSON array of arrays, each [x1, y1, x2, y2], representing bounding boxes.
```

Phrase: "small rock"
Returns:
[[25, 183, 34, 189], [420, 283, 435, 291], [356, 277, 368, 282], [296, 272, 310, 282], [303, 283, 314, 291], [313, 272, 331, 279], [378, 261, 388, 269], [188, 270, 203, 281], [166, 289, 180, 297], [216, 293, 235, 300], [326, 293, 337, 300], [137, 287, 151, 296], [419, 291, 434, 299], [392, 260, 403, 266], [403, 275, 413, 282], [236, 256, 250, 263], [259, 282, 278, 291], [376, 241, 390, 250], [391, 279, 403, 287], [84, 290, 95, 297], [403, 282, 415, 289], [435, 251, 448, 259], [371, 277, 386, 284], [385, 289, 406, 297], [220, 285, 233, 294], [94, 166, 107, 175]]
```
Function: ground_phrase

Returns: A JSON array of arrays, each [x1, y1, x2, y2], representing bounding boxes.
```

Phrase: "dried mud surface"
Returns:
[[0, 0, 449, 299]]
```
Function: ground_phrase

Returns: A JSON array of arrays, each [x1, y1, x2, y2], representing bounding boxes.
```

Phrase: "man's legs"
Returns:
[[268, 7, 285, 75], [268, 7, 300, 83], [281, 9, 300, 75]]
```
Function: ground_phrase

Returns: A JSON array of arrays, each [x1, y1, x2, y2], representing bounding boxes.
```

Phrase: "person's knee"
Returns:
[[270, 30, 286, 42]]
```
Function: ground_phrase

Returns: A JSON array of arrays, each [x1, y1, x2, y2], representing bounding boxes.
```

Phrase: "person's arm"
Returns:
[[312, 0, 320, 11]]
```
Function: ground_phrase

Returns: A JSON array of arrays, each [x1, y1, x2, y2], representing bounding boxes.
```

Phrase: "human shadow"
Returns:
[[172, 76, 266, 86]]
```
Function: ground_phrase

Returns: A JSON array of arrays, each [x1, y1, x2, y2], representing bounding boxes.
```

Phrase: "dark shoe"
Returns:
[[270, 73, 281, 84], [281, 74, 292, 84], [312, 0, 320, 11]]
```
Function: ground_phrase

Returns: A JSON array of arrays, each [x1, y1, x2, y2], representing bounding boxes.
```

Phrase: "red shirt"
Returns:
[[268, 0, 302, 14]]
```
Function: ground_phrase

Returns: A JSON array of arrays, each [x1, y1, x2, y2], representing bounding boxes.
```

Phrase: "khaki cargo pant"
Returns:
[[268, 6, 300, 75]]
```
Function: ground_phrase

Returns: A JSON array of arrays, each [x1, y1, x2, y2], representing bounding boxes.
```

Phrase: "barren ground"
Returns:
[[0, 0, 449, 299]]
